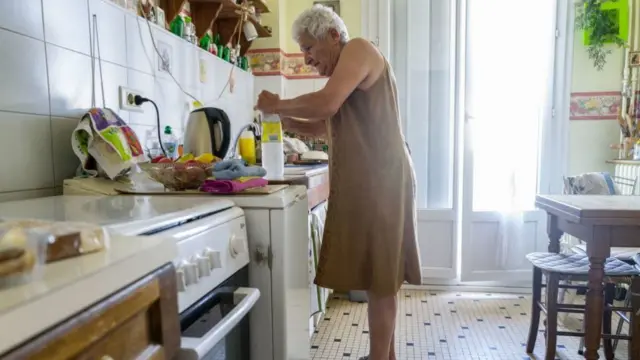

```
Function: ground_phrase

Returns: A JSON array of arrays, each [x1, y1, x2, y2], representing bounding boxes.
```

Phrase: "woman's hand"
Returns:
[[254, 91, 281, 114]]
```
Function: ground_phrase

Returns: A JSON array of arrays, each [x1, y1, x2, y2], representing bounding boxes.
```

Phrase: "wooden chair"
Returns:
[[525, 252, 640, 360]]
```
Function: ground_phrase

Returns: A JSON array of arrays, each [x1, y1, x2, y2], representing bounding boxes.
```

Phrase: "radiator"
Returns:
[[612, 161, 640, 195]]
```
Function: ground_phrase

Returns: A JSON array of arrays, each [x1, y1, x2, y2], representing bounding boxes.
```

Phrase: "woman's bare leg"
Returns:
[[367, 292, 397, 360], [389, 331, 396, 360]]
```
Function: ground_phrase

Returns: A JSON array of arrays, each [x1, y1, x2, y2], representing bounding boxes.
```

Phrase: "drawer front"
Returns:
[[4, 263, 179, 360]]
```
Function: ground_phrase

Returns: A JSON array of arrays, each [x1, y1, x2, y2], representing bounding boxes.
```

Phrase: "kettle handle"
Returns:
[[214, 109, 232, 159]]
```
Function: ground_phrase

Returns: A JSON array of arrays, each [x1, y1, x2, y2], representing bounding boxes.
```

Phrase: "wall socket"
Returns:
[[119, 86, 144, 113]]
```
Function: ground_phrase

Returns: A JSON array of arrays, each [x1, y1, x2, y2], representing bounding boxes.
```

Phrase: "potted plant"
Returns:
[[575, 0, 628, 70]]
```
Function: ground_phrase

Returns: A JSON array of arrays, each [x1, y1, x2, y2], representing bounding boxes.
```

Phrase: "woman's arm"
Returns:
[[274, 39, 381, 119], [283, 117, 326, 137]]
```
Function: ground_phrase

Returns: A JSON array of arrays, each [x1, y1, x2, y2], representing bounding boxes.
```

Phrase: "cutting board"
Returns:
[[115, 184, 289, 196]]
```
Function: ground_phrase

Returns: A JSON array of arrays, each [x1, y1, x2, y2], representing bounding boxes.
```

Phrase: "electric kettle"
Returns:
[[183, 107, 232, 158]]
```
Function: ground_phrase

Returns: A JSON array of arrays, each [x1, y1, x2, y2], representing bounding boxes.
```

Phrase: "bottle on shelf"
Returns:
[[170, 14, 184, 38]]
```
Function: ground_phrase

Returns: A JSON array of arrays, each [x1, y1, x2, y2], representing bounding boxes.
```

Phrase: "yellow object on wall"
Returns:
[[252, 0, 361, 52]]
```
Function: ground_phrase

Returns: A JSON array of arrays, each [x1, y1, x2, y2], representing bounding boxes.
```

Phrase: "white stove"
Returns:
[[0, 195, 259, 360]]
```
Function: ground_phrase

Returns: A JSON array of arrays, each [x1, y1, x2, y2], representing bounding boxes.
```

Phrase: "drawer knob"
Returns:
[[101, 356, 114, 360]]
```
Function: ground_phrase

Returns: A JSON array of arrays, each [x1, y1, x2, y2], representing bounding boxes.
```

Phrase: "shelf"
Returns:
[[159, 0, 272, 56]]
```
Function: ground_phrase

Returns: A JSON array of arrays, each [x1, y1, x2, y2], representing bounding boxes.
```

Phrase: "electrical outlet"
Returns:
[[119, 86, 144, 113]]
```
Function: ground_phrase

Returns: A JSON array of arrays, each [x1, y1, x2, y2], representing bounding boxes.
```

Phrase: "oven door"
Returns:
[[177, 269, 260, 360]]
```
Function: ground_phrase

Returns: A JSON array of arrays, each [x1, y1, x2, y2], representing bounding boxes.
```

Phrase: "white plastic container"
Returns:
[[261, 114, 285, 180]]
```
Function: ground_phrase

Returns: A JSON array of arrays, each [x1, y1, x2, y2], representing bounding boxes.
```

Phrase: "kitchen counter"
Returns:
[[0, 234, 177, 354], [272, 165, 329, 209]]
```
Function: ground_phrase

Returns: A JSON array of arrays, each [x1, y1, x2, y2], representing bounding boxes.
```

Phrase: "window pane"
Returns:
[[466, 0, 556, 211], [391, 0, 455, 209]]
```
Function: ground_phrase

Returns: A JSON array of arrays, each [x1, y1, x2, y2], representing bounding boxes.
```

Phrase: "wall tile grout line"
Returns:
[[40, 0, 56, 191]]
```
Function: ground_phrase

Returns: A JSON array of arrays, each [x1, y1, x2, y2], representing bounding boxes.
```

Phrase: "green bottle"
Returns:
[[200, 30, 213, 52], [170, 15, 184, 38]]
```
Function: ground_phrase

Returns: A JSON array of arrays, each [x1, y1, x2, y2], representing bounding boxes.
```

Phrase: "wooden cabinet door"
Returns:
[[4, 263, 180, 360]]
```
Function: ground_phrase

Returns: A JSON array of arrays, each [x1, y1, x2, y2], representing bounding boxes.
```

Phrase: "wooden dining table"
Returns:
[[535, 195, 640, 359]]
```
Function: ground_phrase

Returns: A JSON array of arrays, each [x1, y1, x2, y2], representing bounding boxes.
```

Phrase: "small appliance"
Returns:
[[184, 107, 232, 158]]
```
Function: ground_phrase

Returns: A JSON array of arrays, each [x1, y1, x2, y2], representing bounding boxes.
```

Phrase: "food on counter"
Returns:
[[142, 162, 213, 191], [301, 150, 329, 161], [152, 152, 219, 165], [195, 153, 216, 164], [0, 227, 45, 284], [0, 220, 109, 264], [177, 153, 195, 163]]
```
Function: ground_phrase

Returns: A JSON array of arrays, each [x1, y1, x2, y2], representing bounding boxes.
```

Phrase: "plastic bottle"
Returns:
[[170, 15, 184, 38], [162, 126, 178, 159], [239, 130, 256, 165], [261, 114, 285, 180]]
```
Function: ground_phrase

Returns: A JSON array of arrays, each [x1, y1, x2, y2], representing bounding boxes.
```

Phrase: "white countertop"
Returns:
[[0, 195, 234, 236], [284, 164, 328, 177], [0, 234, 177, 355]]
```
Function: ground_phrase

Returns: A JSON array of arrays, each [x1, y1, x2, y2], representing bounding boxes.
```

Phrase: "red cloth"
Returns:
[[199, 178, 268, 193]]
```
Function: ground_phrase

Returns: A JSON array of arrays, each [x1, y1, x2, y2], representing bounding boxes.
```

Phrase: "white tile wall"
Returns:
[[0, 0, 255, 201], [254, 76, 328, 104]]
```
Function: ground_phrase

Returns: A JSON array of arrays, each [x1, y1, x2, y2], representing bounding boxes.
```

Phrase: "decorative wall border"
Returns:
[[248, 48, 640, 120], [247, 48, 325, 79], [570, 91, 640, 121]]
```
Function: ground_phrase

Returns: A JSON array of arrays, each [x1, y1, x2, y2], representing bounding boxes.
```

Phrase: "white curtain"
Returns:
[[466, 0, 557, 266]]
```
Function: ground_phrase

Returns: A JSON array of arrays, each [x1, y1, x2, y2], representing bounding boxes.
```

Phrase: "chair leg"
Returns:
[[578, 318, 586, 355], [613, 283, 632, 354], [629, 278, 640, 360], [527, 266, 543, 354], [545, 273, 559, 360], [603, 283, 615, 360]]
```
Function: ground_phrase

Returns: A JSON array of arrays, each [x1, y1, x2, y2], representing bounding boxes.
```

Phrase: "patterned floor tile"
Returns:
[[310, 289, 630, 359]]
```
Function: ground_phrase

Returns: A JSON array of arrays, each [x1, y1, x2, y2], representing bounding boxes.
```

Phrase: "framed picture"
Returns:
[[630, 51, 640, 67], [313, 0, 340, 15]]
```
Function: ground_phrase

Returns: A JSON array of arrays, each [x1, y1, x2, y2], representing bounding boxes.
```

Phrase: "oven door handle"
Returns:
[[179, 287, 260, 359]]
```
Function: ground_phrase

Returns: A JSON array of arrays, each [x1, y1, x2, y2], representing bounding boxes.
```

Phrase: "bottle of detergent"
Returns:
[[162, 125, 178, 159], [261, 114, 284, 180]]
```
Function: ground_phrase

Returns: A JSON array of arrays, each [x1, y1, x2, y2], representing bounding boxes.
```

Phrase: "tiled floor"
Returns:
[[310, 289, 630, 359]]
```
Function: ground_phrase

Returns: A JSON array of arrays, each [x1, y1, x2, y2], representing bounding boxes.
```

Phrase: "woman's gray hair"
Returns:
[[292, 5, 349, 44]]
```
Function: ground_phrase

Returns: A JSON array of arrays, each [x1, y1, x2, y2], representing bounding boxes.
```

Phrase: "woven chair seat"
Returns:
[[526, 252, 640, 276], [572, 244, 640, 262]]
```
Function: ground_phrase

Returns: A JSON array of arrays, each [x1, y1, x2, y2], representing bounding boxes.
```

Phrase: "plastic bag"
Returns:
[[0, 219, 110, 263], [0, 227, 49, 288]]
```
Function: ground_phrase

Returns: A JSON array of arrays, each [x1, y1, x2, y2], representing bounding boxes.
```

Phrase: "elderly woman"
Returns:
[[255, 6, 421, 360]]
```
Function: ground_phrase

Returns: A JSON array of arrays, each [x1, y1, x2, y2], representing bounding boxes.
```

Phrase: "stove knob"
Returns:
[[181, 259, 199, 286], [203, 248, 222, 269], [175, 268, 187, 292], [229, 234, 246, 258], [194, 255, 211, 277]]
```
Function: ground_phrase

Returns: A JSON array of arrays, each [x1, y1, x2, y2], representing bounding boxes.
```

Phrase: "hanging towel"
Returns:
[[72, 108, 144, 179], [212, 159, 267, 180], [200, 177, 268, 193]]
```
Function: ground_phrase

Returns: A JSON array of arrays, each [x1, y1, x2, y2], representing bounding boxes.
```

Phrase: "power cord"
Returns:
[[134, 95, 167, 157]]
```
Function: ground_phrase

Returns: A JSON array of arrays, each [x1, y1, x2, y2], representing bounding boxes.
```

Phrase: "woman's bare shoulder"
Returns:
[[343, 39, 385, 89]]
